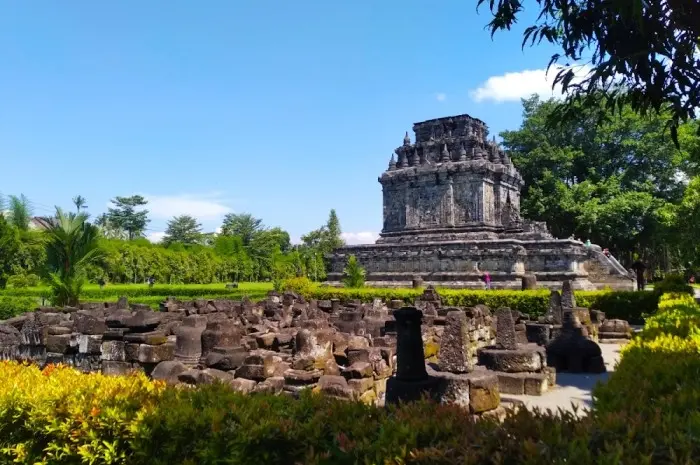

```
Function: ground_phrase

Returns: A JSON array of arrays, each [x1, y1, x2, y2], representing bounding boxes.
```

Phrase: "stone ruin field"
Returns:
[[0, 281, 631, 418]]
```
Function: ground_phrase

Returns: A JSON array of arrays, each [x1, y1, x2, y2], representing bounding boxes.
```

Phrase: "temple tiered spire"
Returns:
[[458, 143, 468, 162], [440, 144, 450, 162], [388, 154, 397, 170], [403, 131, 411, 146], [411, 148, 420, 166]]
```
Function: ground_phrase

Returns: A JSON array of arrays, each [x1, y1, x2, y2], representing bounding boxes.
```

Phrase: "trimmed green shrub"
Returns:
[[0, 296, 37, 320], [653, 273, 694, 296], [6, 273, 41, 288], [0, 292, 699, 464]]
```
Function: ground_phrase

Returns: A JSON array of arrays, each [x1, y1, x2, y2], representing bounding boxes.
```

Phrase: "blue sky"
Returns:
[[0, 1, 573, 244]]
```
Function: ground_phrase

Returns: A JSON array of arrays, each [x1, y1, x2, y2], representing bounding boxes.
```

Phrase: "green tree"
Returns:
[[95, 213, 128, 240], [44, 208, 103, 306], [163, 215, 202, 246], [6, 194, 33, 231], [502, 95, 695, 269], [342, 255, 366, 288], [72, 195, 88, 213], [477, 0, 700, 144], [663, 176, 700, 272], [220, 213, 264, 245], [0, 214, 21, 289], [106, 195, 149, 240], [325, 209, 345, 251]]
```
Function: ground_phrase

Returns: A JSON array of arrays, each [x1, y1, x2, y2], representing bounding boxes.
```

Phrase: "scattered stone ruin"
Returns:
[[327, 113, 635, 290], [0, 282, 628, 411]]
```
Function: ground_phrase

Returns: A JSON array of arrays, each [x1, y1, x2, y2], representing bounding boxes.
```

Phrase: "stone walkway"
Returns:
[[503, 343, 624, 416]]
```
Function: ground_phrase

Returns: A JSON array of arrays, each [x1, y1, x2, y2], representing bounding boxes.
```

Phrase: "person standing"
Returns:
[[482, 271, 492, 290], [632, 259, 646, 291]]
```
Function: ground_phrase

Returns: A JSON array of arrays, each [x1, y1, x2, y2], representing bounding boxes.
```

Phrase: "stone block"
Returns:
[[73, 313, 107, 335], [469, 373, 500, 413], [343, 361, 373, 379], [103, 328, 130, 340], [348, 377, 375, 394], [347, 349, 370, 364], [230, 378, 257, 393], [284, 369, 322, 385], [151, 361, 187, 383], [524, 374, 549, 396], [77, 335, 102, 354], [125, 310, 161, 331], [101, 340, 126, 361], [125, 343, 140, 362], [137, 343, 174, 364], [105, 310, 133, 328], [235, 364, 267, 381], [45, 334, 71, 353], [102, 361, 133, 376], [495, 372, 525, 395], [205, 347, 247, 371], [124, 332, 168, 345], [47, 326, 72, 336], [478, 346, 543, 373]]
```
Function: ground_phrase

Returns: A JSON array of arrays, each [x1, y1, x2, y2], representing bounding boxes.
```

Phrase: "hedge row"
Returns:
[[0, 283, 271, 299], [0, 285, 659, 324], [299, 287, 658, 324], [0, 292, 697, 463]]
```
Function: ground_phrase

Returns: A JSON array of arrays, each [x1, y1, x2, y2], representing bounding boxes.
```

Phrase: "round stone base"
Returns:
[[477, 344, 545, 373]]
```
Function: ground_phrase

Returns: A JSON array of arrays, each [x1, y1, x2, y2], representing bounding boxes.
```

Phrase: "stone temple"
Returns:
[[327, 114, 634, 290]]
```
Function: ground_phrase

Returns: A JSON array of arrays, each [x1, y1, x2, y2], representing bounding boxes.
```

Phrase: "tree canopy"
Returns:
[[163, 215, 202, 246], [477, 0, 700, 144], [502, 94, 698, 272], [106, 195, 150, 240]]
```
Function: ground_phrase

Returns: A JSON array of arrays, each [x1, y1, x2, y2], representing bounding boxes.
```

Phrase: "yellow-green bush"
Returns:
[[1, 291, 700, 463], [0, 363, 165, 464]]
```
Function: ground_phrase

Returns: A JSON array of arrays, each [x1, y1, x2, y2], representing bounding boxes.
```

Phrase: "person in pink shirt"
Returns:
[[482, 271, 492, 289]]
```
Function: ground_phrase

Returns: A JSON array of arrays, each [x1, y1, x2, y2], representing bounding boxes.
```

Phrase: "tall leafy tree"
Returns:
[[0, 213, 21, 289], [95, 213, 128, 240], [477, 0, 700, 144], [220, 213, 264, 245], [106, 195, 149, 240], [7, 194, 33, 231], [502, 94, 695, 269], [325, 209, 345, 251], [44, 208, 102, 306], [163, 215, 202, 246]]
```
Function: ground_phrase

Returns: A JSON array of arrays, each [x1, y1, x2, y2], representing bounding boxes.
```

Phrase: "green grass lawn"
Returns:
[[0, 282, 275, 308]]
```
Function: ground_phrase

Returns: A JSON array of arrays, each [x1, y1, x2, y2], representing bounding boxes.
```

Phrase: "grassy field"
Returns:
[[0, 282, 275, 308]]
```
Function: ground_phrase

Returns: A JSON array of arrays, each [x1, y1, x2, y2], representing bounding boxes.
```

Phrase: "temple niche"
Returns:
[[327, 114, 635, 290]]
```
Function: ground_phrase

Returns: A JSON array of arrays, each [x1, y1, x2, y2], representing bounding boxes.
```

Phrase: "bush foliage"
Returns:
[[0, 292, 698, 463], [0, 282, 661, 324]]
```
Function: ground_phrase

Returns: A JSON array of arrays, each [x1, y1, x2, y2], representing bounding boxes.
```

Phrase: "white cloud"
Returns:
[[146, 231, 166, 243], [144, 193, 233, 220], [470, 65, 593, 103], [342, 231, 379, 245], [436, 93, 447, 102]]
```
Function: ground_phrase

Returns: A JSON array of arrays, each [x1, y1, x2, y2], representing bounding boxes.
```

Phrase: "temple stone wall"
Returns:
[[328, 113, 635, 290]]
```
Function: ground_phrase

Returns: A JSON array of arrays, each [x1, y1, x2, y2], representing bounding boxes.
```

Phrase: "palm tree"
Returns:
[[7, 194, 33, 231], [44, 208, 102, 306], [72, 195, 88, 213]]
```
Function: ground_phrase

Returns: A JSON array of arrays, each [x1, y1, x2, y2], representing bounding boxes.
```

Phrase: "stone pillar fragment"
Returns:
[[174, 315, 207, 366], [561, 280, 576, 309], [437, 311, 474, 373], [495, 308, 517, 350], [393, 307, 428, 381]]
